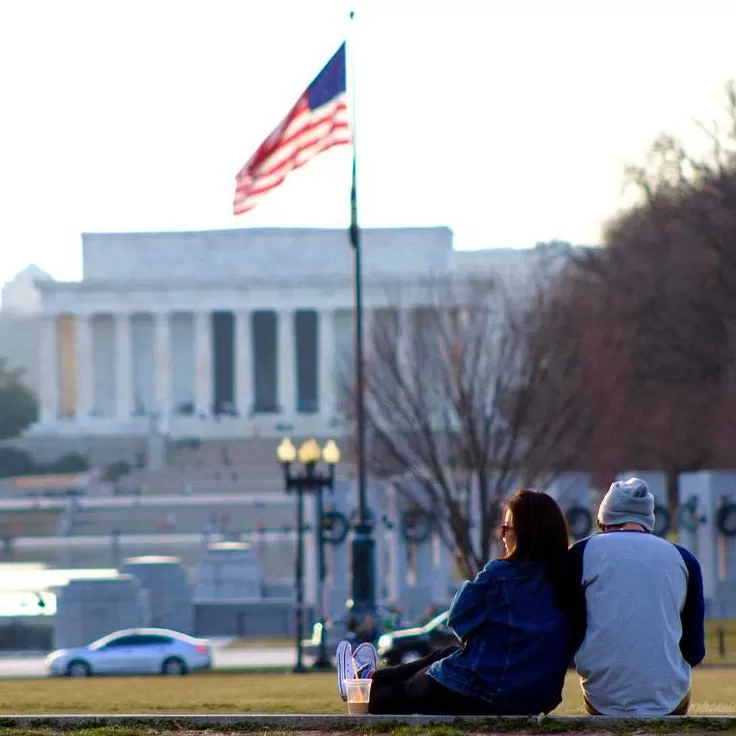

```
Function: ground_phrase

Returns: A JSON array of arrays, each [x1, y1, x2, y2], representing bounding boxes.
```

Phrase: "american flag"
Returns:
[[233, 43, 351, 215]]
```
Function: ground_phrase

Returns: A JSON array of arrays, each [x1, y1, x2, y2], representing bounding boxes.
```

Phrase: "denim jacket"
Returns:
[[428, 559, 571, 714]]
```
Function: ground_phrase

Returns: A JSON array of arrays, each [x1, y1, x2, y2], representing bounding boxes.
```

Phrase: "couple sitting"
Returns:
[[335, 479, 705, 716]]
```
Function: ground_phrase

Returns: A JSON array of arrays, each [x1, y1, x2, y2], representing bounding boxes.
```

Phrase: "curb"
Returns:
[[0, 714, 733, 731]]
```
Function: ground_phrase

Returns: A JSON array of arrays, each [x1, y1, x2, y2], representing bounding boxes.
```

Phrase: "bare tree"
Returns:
[[344, 256, 602, 578], [563, 81, 736, 511], [623, 81, 736, 298]]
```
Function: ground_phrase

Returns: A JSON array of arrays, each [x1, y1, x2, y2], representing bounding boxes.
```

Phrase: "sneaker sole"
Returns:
[[336, 641, 352, 701], [353, 642, 378, 675]]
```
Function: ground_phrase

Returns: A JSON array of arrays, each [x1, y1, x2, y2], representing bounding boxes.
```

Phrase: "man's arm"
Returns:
[[674, 544, 706, 667]]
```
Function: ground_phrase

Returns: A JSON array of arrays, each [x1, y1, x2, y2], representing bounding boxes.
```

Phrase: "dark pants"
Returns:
[[368, 646, 494, 715]]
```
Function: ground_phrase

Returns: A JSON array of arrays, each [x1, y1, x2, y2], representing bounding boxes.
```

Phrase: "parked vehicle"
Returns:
[[376, 610, 458, 665], [45, 627, 212, 677], [302, 604, 395, 654]]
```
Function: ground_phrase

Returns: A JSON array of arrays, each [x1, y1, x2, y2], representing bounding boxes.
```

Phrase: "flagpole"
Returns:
[[348, 8, 375, 616]]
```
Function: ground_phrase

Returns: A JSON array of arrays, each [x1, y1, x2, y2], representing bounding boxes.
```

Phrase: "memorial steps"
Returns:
[[117, 457, 354, 495], [166, 437, 348, 469]]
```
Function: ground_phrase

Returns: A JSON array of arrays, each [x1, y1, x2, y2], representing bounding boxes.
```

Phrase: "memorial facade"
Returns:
[[31, 226, 534, 440]]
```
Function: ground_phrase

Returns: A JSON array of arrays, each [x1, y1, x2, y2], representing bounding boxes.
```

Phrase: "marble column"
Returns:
[[39, 315, 59, 423], [75, 314, 93, 418], [318, 309, 335, 417], [154, 311, 171, 414], [194, 311, 213, 416], [235, 310, 252, 417], [277, 310, 295, 416], [115, 313, 133, 420]]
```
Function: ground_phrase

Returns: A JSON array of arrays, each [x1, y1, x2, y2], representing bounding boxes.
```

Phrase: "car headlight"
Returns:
[[45, 654, 66, 672], [377, 634, 392, 653]]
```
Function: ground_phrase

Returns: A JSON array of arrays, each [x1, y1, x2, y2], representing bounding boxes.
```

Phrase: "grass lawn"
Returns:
[[0, 669, 731, 715]]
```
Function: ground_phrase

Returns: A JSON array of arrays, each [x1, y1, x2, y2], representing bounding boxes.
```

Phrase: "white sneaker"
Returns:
[[335, 640, 354, 701], [353, 641, 378, 678]]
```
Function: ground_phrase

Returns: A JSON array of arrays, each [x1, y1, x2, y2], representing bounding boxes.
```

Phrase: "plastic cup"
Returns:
[[344, 678, 372, 715]]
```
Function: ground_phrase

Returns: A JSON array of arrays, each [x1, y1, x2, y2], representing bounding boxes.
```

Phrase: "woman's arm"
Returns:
[[447, 560, 502, 639]]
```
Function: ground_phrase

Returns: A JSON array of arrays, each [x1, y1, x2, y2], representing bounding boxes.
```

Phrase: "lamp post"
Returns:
[[277, 437, 340, 673]]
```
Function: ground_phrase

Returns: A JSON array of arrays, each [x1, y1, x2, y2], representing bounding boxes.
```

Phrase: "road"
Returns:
[[0, 646, 308, 679]]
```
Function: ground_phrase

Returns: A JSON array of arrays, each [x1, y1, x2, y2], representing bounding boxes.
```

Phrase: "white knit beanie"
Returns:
[[597, 477, 655, 532]]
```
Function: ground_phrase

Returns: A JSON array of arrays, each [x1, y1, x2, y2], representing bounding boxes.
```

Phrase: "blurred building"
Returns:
[[0, 265, 52, 393], [1, 265, 51, 313], [26, 227, 548, 443]]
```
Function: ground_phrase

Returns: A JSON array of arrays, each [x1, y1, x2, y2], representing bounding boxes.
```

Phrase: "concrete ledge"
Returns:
[[0, 714, 733, 732]]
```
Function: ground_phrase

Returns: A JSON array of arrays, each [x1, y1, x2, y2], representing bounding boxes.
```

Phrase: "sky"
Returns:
[[0, 0, 734, 287]]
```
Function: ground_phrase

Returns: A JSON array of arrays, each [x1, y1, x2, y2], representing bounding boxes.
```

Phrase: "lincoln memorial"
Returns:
[[30, 226, 532, 441]]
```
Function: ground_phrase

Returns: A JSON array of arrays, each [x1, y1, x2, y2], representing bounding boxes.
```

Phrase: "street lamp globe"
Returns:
[[322, 439, 341, 465], [276, 437, 297, 464], [298, 438, 322, 465]]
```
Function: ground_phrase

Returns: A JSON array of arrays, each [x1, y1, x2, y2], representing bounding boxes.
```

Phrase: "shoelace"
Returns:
[[356, 662, 373, 678]]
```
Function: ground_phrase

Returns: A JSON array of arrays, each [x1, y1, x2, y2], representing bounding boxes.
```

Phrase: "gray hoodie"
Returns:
[[568, 530, 705, 715]]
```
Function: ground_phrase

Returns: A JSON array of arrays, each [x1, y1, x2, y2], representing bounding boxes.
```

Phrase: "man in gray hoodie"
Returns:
[[568, 477, 705, 715]]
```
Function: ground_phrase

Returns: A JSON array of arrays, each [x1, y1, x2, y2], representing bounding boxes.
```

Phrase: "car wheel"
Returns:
[[66, 660, 91, 677], [400, 650, 423, 664], [161, 657, 187, 676]]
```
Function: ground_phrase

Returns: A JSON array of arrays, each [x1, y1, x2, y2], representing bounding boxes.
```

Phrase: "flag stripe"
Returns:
[[241, 129, 351, 201], [276, 97, 348, 155], [236, 105, 349, 190], [235, 125, 349, 201], [245, 98, 349, 180], [236, 128, 350, 202], [234, 127, 350, 213], [233, 43, 350, 215]]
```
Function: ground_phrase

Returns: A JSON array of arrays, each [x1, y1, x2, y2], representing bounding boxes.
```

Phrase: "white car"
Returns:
[[45, 627, 212, 677]]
